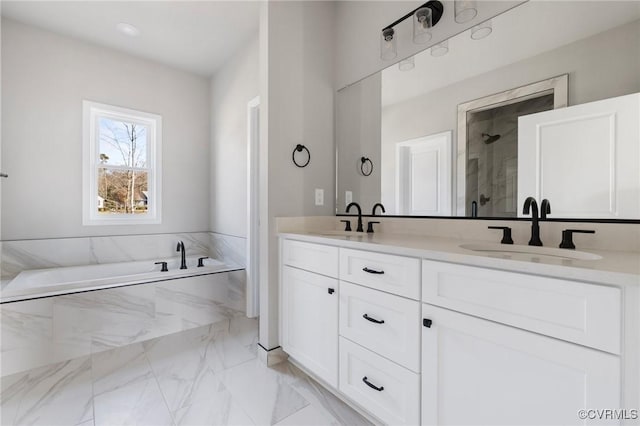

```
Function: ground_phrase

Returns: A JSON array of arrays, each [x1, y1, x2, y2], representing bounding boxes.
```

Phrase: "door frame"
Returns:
[[395, 130, 453, 216], [246, 96, 260, 318]]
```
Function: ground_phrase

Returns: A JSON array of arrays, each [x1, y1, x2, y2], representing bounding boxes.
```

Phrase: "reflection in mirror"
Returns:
[[336, 1, 640, 220], [457, 75, 568, 217]]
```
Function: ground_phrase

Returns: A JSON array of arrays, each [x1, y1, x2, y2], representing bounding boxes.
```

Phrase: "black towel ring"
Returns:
[[292, 144, 310, 168], [360, 157, 373, 176]]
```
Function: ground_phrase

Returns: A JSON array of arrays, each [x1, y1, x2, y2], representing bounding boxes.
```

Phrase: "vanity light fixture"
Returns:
[[471, 20, 492, 40], [380, 28, 397, 61], [413, 7, 433, 44], [116, 22, 140, 37], [431, 39, 449, 57], [380, 0, 444, 60], [454, 0, 477, 23], [398, 56, 415, 71]]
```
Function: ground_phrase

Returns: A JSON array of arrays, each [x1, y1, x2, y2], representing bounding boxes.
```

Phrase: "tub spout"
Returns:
[[176, 241, 187, 269]]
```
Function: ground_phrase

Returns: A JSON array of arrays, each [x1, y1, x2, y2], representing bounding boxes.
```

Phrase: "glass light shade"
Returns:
[[471, 20, 492, 40], [380, 28, 397, 61], [431, 40, 449, 57], [398, 56, 415, 71], [454, 0, 477, 23], [413, 7, 433, 44]]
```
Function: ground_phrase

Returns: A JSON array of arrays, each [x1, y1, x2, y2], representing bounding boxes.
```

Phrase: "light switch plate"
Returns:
[[315, 188, 324, 206]]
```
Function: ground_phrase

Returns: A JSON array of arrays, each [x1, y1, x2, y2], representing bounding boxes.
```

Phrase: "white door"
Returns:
[[281, 266, 338, 387], [421, 304, 621, 426], [518, 93, 640, 219], [396, 131, 452, 216]]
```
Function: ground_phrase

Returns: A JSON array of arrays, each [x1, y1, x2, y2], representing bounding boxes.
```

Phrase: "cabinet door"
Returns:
[[422, 304, 621, 426], [281, 266, 338, 387]]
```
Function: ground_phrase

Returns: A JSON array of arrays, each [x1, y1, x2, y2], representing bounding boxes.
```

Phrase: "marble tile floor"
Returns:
[[1, 318, 371, 426]]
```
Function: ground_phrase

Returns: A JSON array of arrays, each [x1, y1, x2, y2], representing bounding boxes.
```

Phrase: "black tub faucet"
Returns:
[[346, 202, 364, 232], [372, 203, 386, 216], [523, 197, 543, 246], [176, 241, 187, 269]]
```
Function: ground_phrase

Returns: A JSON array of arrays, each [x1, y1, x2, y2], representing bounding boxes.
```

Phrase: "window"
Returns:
[[83, 101, 161, 225]]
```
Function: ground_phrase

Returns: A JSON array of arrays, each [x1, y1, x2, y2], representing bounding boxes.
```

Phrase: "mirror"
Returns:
[[336, 1, 640, 220]]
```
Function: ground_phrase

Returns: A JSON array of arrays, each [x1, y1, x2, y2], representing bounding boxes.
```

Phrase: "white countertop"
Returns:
[[279, 231, 640, 287]]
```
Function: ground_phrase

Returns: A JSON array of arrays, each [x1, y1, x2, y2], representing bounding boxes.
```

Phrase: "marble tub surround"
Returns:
[[209, 233, 248, 313], [209, 232, 247, 268], [225, 269, 247, 313], [1, 232, 212, 280], [1, 319, 369, 426], [277, 216, 640, 253], [1, 272, 245, 377], [2, 258, 238, 304]]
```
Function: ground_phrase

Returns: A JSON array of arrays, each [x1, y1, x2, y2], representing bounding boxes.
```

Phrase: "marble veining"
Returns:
[[1, 356, 93, 426], [1, 320, 369, 426], [209, 233, 247, 268], [172, 387, 255, 426], [1, 232, 212, 281], [217, 358, 310, 425], [2, 272, 244, 377]]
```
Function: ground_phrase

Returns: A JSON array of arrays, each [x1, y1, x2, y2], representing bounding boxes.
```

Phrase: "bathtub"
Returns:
[[1, 256, 240, 304], [1, 257, 246, 376]]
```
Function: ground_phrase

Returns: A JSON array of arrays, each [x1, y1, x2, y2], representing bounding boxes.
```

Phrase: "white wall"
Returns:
[[380, 20, 640, 211], [1, 18, 211, 240], [210, 36, 259, 238], [259, 1, 336, 349], [334, 0, 523, 89]]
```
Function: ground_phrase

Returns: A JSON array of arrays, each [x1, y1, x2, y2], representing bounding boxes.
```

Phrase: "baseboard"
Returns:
[[257, 344, 288, 366]]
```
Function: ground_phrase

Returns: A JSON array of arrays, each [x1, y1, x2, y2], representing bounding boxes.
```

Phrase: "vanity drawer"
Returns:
[[339, 282, 421, 372], [339, 337, 420, 426], [422, 260, 621, 354], [282, 239, 339, 278], [339, 248, 420, 299]]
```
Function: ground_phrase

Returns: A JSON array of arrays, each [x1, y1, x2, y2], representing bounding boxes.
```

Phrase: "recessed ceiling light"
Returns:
[[116, 23, 140, 37]]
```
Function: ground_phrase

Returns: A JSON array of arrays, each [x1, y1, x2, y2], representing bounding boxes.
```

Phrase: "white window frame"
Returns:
[[82, 101, 162, 225]]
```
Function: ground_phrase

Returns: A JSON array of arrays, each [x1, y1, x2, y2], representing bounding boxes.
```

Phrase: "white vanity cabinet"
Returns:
[[279, 235, 632, 426], [421, 304, 620, 426], [338, 248, 422, 425], [421, 260, 623, 426], [280, 239, 422, 425], [280, 240, 339, 387]]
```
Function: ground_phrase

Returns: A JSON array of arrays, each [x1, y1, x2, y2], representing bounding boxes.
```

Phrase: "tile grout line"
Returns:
[[89, 351, 97, 426], [141, 347, 176, 426]]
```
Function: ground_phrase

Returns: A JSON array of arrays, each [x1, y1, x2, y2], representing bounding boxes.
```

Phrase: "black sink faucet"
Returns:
[[346, 202, 364, 232], [523, 197, 543, 246], [371, 203, 386, 216], [176, 241, 187, 269], [541, 199, 551, 219]]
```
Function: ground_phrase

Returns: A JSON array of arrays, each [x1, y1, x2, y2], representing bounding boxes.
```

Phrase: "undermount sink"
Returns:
[[459, 243, 602, 261]]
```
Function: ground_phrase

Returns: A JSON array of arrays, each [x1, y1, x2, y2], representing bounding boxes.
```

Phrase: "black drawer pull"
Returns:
[[362, 376, 384, 392], [328, 288, 335, 295], [362, 267, 384, 275], [423, 318, 433, 328], [363, 313, 385, 324]]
